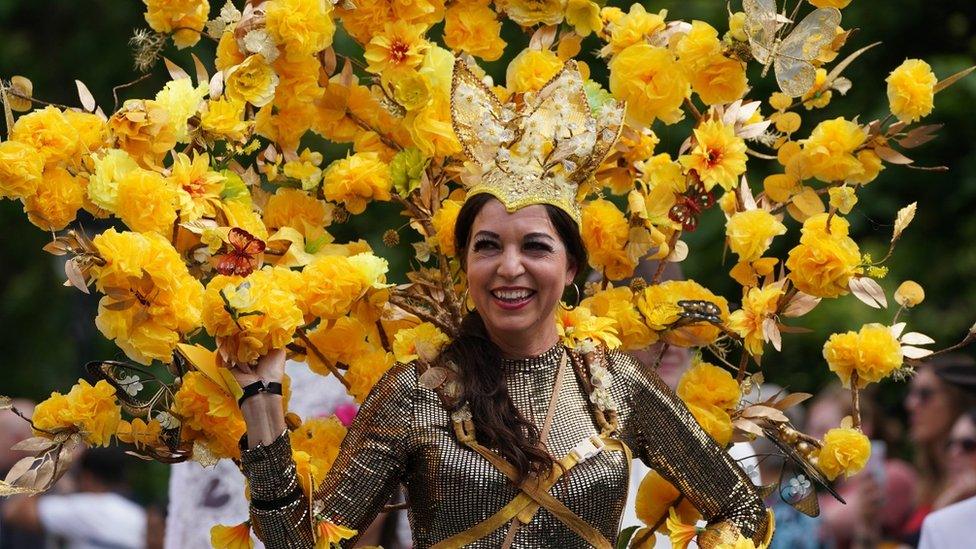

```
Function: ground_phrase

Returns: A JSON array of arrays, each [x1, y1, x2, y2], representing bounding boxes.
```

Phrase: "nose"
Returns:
[[496, 245, 526, 279]]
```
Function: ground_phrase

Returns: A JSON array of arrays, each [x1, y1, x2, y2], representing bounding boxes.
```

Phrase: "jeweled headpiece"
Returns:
[[450, 57, 624, 224]]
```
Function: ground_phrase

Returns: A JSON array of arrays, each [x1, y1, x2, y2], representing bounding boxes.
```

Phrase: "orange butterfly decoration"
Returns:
[[214, 228, 265, 277]]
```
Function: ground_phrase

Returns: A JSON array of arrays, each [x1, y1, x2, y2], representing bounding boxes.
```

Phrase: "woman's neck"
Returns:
[[488, 324, 560, 359]]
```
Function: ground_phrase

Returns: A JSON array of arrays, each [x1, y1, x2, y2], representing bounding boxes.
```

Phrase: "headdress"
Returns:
[[450, 57, 624, 224]]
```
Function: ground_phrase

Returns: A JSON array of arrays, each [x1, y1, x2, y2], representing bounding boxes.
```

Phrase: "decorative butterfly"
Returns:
[[668, 175, 715, 232], [743, 0, 842, 97], [758, 425, 845, 517], [214, 227, 265, 277]]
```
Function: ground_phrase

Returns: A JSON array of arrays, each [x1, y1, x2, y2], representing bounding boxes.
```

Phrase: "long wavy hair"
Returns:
[[447, 193, 587, 481]]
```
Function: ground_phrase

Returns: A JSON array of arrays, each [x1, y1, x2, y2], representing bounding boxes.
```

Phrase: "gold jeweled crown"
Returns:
[[450, 57, 625, 224]]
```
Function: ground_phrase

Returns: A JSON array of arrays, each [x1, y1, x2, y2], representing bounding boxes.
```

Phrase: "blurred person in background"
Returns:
[[0, 399, 47, 549], [2, 446, 146, 549], [901, 354, 976, 544], [808, 384, 917, 549], [918, 407, 976, 549]]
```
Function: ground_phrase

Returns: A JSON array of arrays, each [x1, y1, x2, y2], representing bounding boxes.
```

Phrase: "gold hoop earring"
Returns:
[[461, 288, 474, 312], [561, 282, 581, 310]]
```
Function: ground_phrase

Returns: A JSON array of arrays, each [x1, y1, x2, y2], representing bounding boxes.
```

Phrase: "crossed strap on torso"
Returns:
[[423, 348, 632, 549]]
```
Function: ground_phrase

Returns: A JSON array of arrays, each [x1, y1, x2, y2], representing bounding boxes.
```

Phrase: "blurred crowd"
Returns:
[[2, 261, 975, 549]]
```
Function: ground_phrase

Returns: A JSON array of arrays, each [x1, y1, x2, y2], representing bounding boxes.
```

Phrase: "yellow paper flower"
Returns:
[[828, 186, 858, 214], [264, 188, 330, 236], [154, 77, 208, 143], [786, 214, 861, 298], [32, 379, 121, 447], [690, 54, 748, 105], [666, 506, 702, 549], [638, 281, 730, 347], [500, 0, 565, 27], [88, 149, 140, 212], [305, 316, 373, 373], [800, 117, 867, 183], [581, 199, 635, 281], [116, 418, 163, 449], [322, 152, 393, 214], [300, 255, 370, 319], [816, 427, 870, 480], [290, 416, 347, 492], [688, 402, 733, 446], [431, 199, 462, 256], [443, 0, 505, 61], [679, 119, 747, 191], [729, 284, 785, 357], [610, 44, 689, 127], [886, 58, 937, 124], [63, 110, 107, 158], [115, 167, 179, 234], [635, 470, 700, 530], [314, 520, 357, 549], [677, 359, 741, 410], [173, 371, 246, 459], [23, 166, 87, 231], [109, 99, 178, 169], [225, 55, 280, 108], [346, 349, 396, 403], [266, 0, 336, 60], [847, 149, 884, 185], [607, 4, 667, 54], [171, 152, 224, 221], [809, 0, 851, 9], [201, 268, 305, 365], [676, 21, 722, 73], [210, 521, 254, 549], [393, 322, 451, 363], [335, 0, 394, 44], [405, 96, 462, 157], [823, 323, 903, 387], [10, 106, 79, 168], [201, 97, 251, 142], [0, 140, 43, 199], [581, 287, 655, 351], [556, 306, 622, 350], [143, 0, 208, 48], [364, 21, 430, 75], [894, 280, 925, 307], [726, 209, 787, 263], [506, 49, 563, 94], [566, 0, 602, 37]]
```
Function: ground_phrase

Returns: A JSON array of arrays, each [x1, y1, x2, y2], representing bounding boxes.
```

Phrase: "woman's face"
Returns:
[[906, 367, 955, 444], [946, 415, 976, 476], [464, 200, 577, 354]]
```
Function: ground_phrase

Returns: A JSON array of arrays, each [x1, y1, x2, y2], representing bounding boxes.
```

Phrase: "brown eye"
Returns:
[[472, 239, 499, 251]]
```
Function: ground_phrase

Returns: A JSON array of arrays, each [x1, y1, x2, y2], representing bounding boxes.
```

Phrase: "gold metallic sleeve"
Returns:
[[609, 350, 770, 546], [240, 363, 416, 548]]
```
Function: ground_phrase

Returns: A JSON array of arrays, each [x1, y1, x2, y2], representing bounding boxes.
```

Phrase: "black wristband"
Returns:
[[238, 380, 283, 407]]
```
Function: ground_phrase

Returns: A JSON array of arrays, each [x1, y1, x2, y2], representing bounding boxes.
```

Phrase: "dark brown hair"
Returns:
[[448, 193, 587, 481]]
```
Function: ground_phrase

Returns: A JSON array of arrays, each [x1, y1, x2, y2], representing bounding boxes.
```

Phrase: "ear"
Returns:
[[565, 259, 578, 284]]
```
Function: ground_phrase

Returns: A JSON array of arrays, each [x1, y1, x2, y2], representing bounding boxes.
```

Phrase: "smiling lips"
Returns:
[[490, 287, 536, 310]]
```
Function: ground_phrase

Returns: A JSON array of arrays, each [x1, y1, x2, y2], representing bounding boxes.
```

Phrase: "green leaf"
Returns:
[[220, 170, 251, 204], [390, 147, 428, 196], [615, 525, 639, 549]]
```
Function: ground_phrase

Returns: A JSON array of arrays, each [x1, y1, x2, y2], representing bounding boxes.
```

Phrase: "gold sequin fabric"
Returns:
[[241, 345, 768, 548]]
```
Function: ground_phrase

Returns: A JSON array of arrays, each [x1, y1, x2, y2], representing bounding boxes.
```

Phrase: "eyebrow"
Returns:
[[524, 232, 555, 242], [474, 230, 500, 239]]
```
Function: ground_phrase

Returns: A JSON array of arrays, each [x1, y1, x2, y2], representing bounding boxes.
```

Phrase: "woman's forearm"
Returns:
[[240, 393, 287, 448]]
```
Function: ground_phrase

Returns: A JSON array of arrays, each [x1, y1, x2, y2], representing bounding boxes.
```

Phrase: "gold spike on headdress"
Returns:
[[450, 57, 624, 224]]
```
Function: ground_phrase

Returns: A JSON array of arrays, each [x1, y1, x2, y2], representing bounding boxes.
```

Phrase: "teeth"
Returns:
[[493, 289, 532, 300]]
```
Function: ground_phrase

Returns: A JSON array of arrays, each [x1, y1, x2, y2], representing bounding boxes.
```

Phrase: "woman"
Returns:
[[901, 355, 976, 543], [228, 193, 768, 548], [918, 408, 976, 548]]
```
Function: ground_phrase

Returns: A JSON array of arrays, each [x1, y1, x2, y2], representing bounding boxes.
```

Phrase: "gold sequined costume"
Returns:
[[241, 345, 769, 547]]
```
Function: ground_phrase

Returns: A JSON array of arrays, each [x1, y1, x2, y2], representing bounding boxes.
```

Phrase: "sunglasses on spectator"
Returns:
[[945, 437, 976, 454]]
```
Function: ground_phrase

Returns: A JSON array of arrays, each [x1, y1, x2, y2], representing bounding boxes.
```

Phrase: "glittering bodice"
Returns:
[[241, 346, 767, 548]]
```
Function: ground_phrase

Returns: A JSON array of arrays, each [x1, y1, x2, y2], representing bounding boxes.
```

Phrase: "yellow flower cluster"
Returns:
[[886, 59, 937, 124], [393, 322, 451, 363], [92, 229, 204, 365], [299, 252, 389, 320], [581, 287, 654, 350], [322, 152, 393, 215], [676, 21, 747, 105], [786, 213, 861, 298], [609, 44, 688, 127], [290, 417, 347, 493], [676, 358, 740, 446], [172, 152, 225, 222], [555, 306, 622, 350], [143, 0, 209, 48], [506, 49, 563, 94], [581, 199, 635, 280], [729, 284, 785, 358], [823, 323, 903, 388], [32, 379, 121, 447], [726, 210, 787, 263], [816, 427, 870, 480], [430, 199, 462, 256], [638, 281, 730, 347], [109, 99, 178, 169], [172, 371, 246, 459], [443, 0, 505, 61], [116, 418, 164, 450], [0, 140, 43, 200], [22, 167, 87, 231], [799, 117, 867, 183], [263, 188, 330, 236], [679, 119, 748, 191], [634, 469, 699, 534], [266, 0, 336, 61], [202, 267, 305, 365]]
